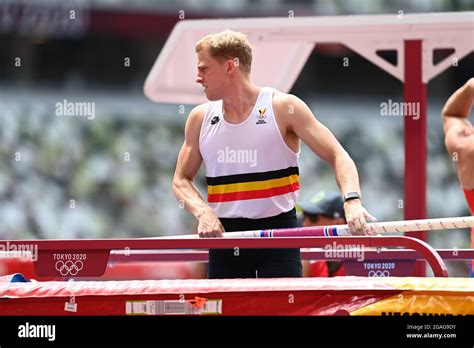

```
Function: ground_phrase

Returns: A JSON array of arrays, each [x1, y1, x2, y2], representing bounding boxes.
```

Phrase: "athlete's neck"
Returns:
[[222, 82, 261, 123]]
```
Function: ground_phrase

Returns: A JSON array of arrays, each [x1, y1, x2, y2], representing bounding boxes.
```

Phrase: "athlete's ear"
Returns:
[[225, 59, 237, 74]]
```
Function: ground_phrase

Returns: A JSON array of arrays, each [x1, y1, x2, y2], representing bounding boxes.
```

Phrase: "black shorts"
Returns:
[[208, 208, 302, 279]]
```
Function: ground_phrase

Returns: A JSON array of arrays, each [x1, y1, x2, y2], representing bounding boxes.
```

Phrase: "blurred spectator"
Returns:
[[299, 191, 346, 277]]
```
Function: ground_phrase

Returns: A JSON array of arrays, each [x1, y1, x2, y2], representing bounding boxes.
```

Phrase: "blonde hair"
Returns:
[[195, 30, 252, 75]]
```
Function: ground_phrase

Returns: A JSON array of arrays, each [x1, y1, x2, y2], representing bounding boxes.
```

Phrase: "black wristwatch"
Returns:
[[343, 192, 361, 203]]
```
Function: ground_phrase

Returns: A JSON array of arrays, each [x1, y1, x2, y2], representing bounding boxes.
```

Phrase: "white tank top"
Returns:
[[199, 87, 300, 219]]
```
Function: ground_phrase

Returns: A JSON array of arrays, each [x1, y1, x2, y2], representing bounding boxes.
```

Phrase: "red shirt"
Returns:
[[308, 261, 345, 277], [463, 188, 474, 273]]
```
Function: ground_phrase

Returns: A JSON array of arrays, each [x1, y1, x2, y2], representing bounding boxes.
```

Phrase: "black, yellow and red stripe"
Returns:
[[207, 166, 299, 203]]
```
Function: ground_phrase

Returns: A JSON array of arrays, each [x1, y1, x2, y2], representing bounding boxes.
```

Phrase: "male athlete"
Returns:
[[173, 30, 375, 278], [441, 78, 474, 276]]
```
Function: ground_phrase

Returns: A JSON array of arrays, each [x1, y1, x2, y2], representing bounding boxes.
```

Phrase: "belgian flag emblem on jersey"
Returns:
[[256, 108, 267, 124]]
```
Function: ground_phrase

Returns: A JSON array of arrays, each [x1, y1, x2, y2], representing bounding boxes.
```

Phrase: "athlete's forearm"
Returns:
[[172, 176, 213, 219], [442, 78, 474, 120], [331, 151, 362, 197]]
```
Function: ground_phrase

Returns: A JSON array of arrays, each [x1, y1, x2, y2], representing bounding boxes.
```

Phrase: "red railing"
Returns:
[[0, 235, 449, 277], [108, 249, 474, 262]]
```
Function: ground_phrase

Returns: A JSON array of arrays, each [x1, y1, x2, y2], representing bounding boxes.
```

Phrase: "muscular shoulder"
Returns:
[[445, 124, 474, 156], [186, 103, 208, 130], [187, 103, 208, 125], [272, 89, 304, 113], [184, 103, 208, 141], [272, 89, 315, 130]]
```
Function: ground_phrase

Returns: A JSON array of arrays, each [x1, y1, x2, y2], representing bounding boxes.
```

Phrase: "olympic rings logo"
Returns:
[[55, 260, 84, 276], [368, 270, 390, 277]]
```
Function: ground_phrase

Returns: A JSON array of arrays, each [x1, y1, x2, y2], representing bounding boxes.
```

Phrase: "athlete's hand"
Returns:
[[197, 209, 225, 238], [468, 77, 474, 94], [343, 200, 377, 236]]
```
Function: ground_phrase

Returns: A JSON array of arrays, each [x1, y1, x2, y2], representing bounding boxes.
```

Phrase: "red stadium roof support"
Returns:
[[144, 12, 474, 276], [404, 40, 427, 276], [0, 236, 448, 277]]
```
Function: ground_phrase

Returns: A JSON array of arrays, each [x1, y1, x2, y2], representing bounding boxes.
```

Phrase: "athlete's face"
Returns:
[[196, 49, 228, 101]]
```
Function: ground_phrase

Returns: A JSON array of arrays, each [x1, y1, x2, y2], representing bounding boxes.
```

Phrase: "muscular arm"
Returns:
[[275, 94, 361, 198], [442, 78, 474, 154], [441, 78, 474, 189], [172, 104, 224, 236], [274, 93, 376, 234]]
